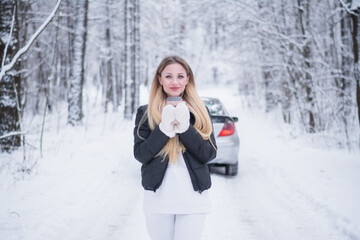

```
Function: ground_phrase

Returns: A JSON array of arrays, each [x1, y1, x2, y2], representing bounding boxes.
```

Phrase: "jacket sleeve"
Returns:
[[133, 106, 170, 165], [178, 109, 217, 164]]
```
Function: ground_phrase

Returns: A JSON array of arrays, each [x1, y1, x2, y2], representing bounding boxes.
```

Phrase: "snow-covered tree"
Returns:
[[67, 0, 89, 125], [0, 0, 21, 151], [348, 0, 360, 129], [124, 0, 140, 119], [0, 0, 358, 152]]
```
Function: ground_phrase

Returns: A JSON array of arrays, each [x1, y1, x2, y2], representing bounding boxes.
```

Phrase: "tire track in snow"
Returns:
[[235, 156, 358, 240], [260, 163, 360, 240], [204, 155, 355, 240], [49, 119, 144, 240], [203, 172, 261, 240]]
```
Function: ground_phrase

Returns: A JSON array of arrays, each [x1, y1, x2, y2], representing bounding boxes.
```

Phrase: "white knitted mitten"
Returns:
[[174, 102, 190, 134], [159, 104, 176, 138]]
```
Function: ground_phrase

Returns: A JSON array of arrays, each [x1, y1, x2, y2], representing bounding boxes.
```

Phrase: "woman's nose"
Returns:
[[172, 77, 180, 83]]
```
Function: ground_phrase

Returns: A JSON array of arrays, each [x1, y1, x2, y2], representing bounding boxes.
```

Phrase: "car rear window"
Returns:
[[202, 98, 226, 115]]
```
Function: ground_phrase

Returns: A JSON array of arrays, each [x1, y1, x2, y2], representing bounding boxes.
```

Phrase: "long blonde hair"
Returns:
[[147, 56, 213, 163]]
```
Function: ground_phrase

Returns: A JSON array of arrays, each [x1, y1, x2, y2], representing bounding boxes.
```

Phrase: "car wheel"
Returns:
[[225, 162, 238, 176]]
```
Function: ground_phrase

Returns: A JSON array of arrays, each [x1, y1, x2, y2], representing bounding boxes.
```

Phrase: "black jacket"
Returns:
[[133, 105, 217, 193]]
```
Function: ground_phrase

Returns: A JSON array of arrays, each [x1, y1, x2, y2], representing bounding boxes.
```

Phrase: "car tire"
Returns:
[[225, 162, 238, 176]]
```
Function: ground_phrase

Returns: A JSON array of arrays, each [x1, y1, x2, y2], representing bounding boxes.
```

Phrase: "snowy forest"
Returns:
[[1, 1, 360, 239], [1, 0, 360, 156]]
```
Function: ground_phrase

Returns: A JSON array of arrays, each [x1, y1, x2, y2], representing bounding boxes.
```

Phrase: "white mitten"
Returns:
[[159, 104, 176, 138], [174, 102, 190, 134]]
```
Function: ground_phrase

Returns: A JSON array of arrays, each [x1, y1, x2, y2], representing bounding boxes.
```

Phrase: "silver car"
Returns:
[[202, 97, 240, 176]]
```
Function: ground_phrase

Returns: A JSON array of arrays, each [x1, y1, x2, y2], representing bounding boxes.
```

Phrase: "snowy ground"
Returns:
[[0, 87, 359, 240]]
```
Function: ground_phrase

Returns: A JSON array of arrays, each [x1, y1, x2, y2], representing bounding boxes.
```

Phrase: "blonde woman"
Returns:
[[133, 55, 217, 240]]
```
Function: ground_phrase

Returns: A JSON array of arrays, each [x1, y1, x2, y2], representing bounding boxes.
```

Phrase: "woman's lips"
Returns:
[[170, 87, 180, 91]]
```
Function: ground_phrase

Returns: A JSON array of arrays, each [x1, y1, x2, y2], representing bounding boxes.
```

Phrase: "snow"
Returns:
[[1, 86, 359, 239], [351, 0, 360, 10], [0, 95, 16, 108]]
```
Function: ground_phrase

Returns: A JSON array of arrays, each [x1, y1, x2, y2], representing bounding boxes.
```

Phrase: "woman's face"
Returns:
[[158, 63, 189, 97]]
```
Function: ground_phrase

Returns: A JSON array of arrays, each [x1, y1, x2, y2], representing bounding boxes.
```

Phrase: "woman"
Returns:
[[133, 55, 217, 240]]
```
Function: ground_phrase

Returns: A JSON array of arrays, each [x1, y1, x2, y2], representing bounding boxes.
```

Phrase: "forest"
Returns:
[[1, 0, 360, 156]]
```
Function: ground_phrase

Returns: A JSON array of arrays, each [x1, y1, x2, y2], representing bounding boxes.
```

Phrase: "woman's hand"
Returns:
[[159, 104, 176, 138], [174, 101, 190, 134]]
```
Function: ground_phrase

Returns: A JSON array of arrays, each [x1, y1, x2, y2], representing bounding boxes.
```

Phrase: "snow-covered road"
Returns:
[[1, 88, 359, 240], [203, 88, 360, 240]]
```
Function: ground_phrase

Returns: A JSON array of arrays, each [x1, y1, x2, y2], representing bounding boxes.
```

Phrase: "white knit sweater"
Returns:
[[143, 152, 211, 214]]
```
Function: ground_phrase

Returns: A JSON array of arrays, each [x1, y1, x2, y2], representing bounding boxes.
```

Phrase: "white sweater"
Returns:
[[143, 152, 211, 214]]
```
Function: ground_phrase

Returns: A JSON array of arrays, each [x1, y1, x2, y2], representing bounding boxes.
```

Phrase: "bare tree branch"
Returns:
[[1, 7, 16, 69], [0, 0, 62, 82], [0, 131, 27, 140], [339, 0, 356, 14]]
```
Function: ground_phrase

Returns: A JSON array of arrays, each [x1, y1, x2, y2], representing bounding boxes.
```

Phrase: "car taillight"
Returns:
[[219, 119, 235, 137]]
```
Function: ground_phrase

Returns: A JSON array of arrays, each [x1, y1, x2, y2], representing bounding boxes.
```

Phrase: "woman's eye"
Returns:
[[178, 75, 184, 79], [166, 75, 172, 79]]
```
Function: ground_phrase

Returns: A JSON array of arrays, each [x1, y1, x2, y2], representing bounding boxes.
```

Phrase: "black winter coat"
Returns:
[[133, 105, 217, 193]]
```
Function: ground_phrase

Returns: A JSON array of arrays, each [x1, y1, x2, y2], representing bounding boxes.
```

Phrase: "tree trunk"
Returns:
[[297, 0, 315, 133], [257, 1, 276, 113], [130, 0, 140, 114], [0, 0, 21, 151], [124, 0, 134, 119], [67, 0, 88, 125], [131, 0, 136, 114], [134, 0, 140, 112], [337, 13, 352, 150], [351, 13, 360, 129], [105, 0, 117, 112], [279, 0, 292, 124]]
